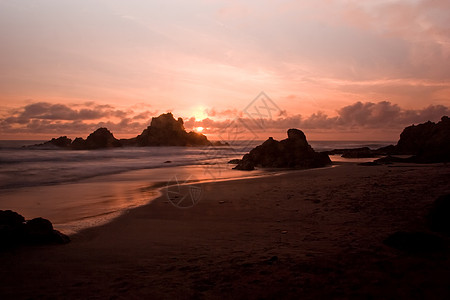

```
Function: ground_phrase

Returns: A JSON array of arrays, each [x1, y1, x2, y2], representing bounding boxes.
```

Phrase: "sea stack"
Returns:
[[234, 128, 331, 170]]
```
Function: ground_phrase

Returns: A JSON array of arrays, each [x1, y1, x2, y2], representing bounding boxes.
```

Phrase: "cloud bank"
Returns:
[[2, 101, 447, 140]]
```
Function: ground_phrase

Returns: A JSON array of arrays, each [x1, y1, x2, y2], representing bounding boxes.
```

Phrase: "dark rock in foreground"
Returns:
[[0, 210, 70, 249], [384, 231, 445, 253], [428, 194, 450, 235], [234, 129, 331, 170]]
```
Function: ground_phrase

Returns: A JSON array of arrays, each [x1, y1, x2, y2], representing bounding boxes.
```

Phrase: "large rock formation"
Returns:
[[131, 113, 210, 146], [395, 116, 450, 162], [30, 113, 212, 150], [0, 210, 70, 249], [326, 116, 449, 163], [71, 127, 122, 150], [234, 129, 331, 170]]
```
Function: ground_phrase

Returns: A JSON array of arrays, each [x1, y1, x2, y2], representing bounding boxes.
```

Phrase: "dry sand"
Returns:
[[1, 162, 450, 299]]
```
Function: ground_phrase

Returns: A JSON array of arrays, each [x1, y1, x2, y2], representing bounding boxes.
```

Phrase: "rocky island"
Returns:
[[30, 113, 212, 150]]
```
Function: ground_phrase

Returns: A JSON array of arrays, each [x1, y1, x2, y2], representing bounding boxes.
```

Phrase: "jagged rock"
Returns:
[[31, 113, 213, 150], [234, 129, 331, 170], [133, 113, 211, 146], [0, 211, 70, 248], [428, 194, 450, 235], [28, 136, 73, 149], [83, 127, 122, 149], [396, 116, 450, 162]]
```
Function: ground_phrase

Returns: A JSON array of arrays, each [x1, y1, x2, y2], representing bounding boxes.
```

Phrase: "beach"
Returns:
[[1, 162, 450, 299]]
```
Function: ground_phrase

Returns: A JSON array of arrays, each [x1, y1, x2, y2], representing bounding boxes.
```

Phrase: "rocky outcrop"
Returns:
[[322, 145, 395, 158], [31, 113, 212, 150], [331, 116, 449, 163], [395, 116, 450, 162], [71, 127, 122, 150], [27, 136, 73, 149], [131, 113, 210, 147], [0, 210, 70, 249], [234, 129, 331, 170]]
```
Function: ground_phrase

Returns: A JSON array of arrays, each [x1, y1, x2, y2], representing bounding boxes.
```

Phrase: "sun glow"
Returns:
[[194, 126, 204, 133]]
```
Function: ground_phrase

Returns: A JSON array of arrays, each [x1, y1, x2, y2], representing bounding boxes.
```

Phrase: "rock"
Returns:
[[341, 147, 377, 158], [0, 211, 70, 248], [233, 155, 255, 170], [361, 155, 412, 166], [0, 210, 26, 246], [234, 129, 331, 170], [30, 112, 213, 150], [132, 113, 211, 147], [384, 231, 445, 253], [83, 127, 122, 149], [228, 159, 241, 164], [28, 136, 72, 149], [25, 217, 70, 244], [396, 116, 450, 163], [428, 194, 450, 235]]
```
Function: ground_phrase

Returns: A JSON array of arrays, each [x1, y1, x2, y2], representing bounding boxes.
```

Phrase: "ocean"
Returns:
[[0, 140, 394, 234]]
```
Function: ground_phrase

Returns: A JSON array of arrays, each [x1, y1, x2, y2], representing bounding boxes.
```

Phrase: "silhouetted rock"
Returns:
[[132, 113, 211, 146], [28, 136, 73, 149], [396, 116, 450, 162], [31, 113, 213, 150], [234, 129, 331, 170], [384, 231, 445, 253], [228, 159, 241, 164], [341, 147, 377, 158], [25, 217, 70, 244], [0, 210, 25, 246], [322, 145, 395, 158], [81, 127, 122, 149], [0, 211, 69, 248], [233, 155, 254, 170], [428, 194, 450, 235], [374, 144, 396, 155], [360, 155, 413, 166]]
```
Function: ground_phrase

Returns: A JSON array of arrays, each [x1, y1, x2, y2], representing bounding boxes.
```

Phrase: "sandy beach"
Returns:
[[1, 162, 450, 299]]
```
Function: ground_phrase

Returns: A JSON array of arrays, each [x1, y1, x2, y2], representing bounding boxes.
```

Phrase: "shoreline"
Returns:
[[2, 162, 449, 299]]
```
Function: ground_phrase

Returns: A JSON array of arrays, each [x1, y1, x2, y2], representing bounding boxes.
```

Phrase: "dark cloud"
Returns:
[[0, 102, 157, 137], [0, 101, 448, 139], [188, 101, 449, 134]]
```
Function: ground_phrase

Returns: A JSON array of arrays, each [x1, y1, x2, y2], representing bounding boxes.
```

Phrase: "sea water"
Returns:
[[0, 140, 394, 234]]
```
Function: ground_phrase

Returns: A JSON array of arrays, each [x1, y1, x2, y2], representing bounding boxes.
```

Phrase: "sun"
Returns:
[[194, 126, 204, 133]]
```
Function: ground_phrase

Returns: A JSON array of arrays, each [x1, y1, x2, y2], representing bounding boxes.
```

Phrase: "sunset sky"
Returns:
[[1, 0, 449, 140]]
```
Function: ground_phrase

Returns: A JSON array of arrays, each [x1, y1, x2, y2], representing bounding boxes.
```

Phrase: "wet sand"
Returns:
[[1, 162, 450, 299]]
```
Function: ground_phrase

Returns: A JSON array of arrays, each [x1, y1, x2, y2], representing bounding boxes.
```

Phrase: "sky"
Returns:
[[0, 0, 449, 140]]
